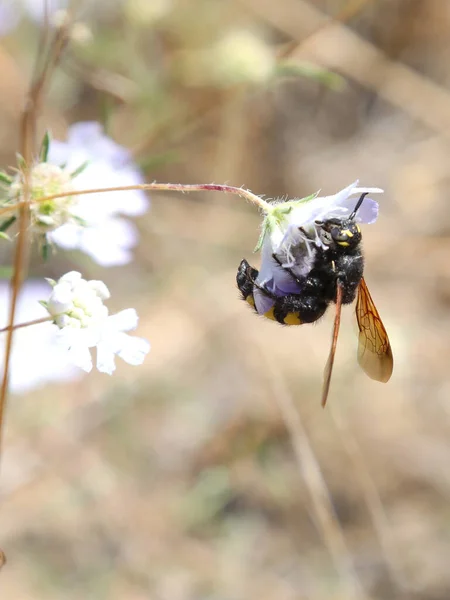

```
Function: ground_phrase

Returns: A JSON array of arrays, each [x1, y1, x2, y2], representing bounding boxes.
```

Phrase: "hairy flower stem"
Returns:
[[0, 182, 273, 215]]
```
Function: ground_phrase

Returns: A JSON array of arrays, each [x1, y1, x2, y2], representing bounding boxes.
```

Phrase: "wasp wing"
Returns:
[[321, 281, 343, 407], [355, 277, 393, 382]]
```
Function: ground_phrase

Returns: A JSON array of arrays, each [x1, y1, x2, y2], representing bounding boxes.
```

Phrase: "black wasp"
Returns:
[[237, 193, 393, 406]]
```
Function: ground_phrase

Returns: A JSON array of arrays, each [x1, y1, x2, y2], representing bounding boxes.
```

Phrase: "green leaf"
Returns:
[[0, 232, 10, 241], [0, 172, 12, 185], [275, 61, 345, 91], [39, 130, 51, 162], [70, 160, 90, 179], [0, 215, 16, 232]]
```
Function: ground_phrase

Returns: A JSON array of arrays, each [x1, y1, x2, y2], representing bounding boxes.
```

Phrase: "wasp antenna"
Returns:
[[349, 192, 369, 220]]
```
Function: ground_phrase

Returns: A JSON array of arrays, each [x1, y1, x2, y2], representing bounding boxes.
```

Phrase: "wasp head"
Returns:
[[315, 218, 362, 250]]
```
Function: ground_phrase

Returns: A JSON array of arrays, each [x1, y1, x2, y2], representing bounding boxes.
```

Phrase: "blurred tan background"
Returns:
[[2, 0, 450, 598]]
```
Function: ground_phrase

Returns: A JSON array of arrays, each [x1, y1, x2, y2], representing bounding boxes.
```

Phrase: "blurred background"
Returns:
[[1, 0, 450, 598]]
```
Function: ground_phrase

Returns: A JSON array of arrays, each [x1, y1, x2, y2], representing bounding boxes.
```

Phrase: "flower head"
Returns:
[[0, 280, 81, 394], [252, 181, 383, 314], [8, 162, 77, 232], [43, 271, 150, 374], [47, 121, 150, 266]]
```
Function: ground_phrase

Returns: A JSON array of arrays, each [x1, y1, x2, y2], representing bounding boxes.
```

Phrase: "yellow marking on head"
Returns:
[[341, 229, 353, 238], [246, 295, 255, 308], [263, 307, 277, 321], [337, 241, 350, 247], [355, 224, 361, 234], [283, 312, 303, 326]]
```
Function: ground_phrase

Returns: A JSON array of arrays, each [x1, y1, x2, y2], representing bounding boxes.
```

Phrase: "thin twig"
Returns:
[[259, 347, 368, 600], [0, 317, 53, 334], [330, 406, 407, 590], [0, 11, 73, 472]]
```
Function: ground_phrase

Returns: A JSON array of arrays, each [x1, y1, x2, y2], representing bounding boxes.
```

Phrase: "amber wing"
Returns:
[[355, 277, 393, 382]]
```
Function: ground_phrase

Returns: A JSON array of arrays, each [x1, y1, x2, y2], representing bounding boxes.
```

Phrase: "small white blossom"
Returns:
[[0, 281, 81, 394], [44, 271, 150, 374], [47, 121, 150, 266], [253, 181, 383, 315]]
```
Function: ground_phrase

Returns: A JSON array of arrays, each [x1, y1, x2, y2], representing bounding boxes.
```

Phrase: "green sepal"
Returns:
[[39, 130, 51, 163], [0, 172, 12, 185], [70, 160, 90, 179], [254, 215, 269, 252], [253, 192, 319, 252], [38, 300, 48, 309], [0, 215, 16, 232], [72, 215, 87, 227], [40, 235, 51, 261]]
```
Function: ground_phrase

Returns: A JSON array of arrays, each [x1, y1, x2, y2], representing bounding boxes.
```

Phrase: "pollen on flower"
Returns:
[[46, 271, 109, 329], [8, 162, 78, 232]]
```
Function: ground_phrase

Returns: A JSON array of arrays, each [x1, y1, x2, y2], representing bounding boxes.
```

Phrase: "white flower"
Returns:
[[44, 272, 150, 374], [252, 181, 383, 314], [47, 121, 150, 266], [0, 280, 81, 394]]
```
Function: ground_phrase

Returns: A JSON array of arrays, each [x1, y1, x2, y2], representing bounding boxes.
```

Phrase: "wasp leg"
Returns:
[[236, 259, 258, 299]]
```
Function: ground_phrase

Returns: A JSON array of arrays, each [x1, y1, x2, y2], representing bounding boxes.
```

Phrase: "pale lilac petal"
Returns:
[[77, 219, 138, 266], [253, 289, 274, 315], [22, 0, 68, 21], [67, 122, 131, 166], [50, 218, 138, 266], [0, 1, 20, 35], [288, 182, 381, 228], [48, 223, 83, 250]]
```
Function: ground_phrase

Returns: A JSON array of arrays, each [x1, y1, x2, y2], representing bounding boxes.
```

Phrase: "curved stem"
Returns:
[[0, 182, 273, 216]]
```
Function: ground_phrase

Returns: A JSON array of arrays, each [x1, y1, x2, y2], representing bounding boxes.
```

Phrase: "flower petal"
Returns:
[[117, 336, 150, 366], [106, 309, 139, 332], [96, 342, 116, 375]]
